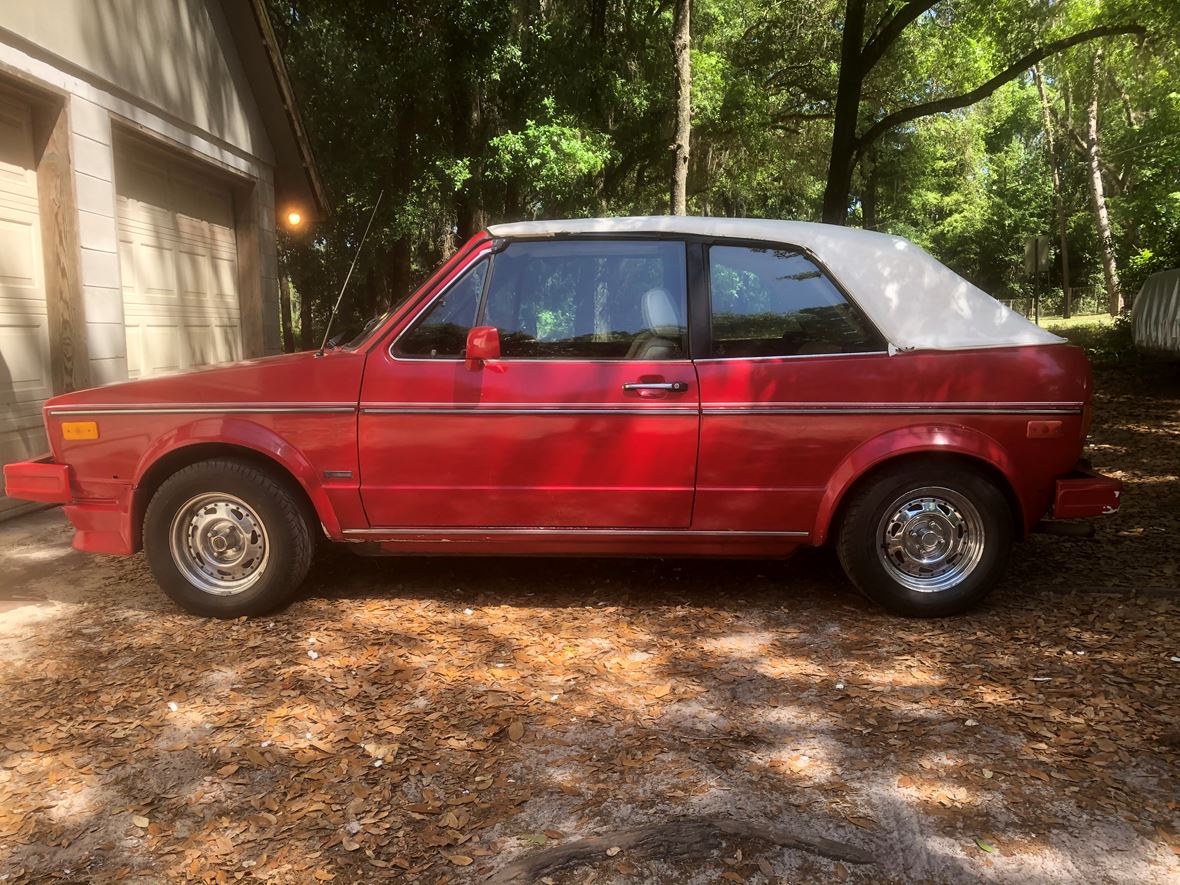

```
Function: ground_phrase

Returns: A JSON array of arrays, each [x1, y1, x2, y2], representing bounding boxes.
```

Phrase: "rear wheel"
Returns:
[[837, 462, 1013, 617], [143, 459, 314, 617]]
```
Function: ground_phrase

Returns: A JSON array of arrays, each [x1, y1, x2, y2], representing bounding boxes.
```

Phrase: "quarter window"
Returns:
[[482, 240, 687, 360], [708, 245, 883, 357], [396, 259, 487, 358]]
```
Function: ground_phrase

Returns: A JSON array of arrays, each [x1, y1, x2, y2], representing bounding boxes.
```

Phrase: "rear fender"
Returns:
[[132, 418, 342, 539], [811, 424, 1018, 545]]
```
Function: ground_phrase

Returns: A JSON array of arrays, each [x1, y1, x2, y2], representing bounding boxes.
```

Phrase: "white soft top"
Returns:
[[1131, 268, 1180, 354], [487, 216, 1064, 352]]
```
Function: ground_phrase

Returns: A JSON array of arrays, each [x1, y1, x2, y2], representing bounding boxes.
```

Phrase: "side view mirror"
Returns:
[[465, 326, 500, 371]]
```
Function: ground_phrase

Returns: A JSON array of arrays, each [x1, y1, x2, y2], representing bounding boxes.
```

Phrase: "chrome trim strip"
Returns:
[[362, 407, 697, 416], [359, 401, 1081, 417], [48, 405, 357, 416], [703, 406, 1082, 416], [693, 351, 889, 363], [343, 527, 808, 538], [364, 401, 695, 408], [706, 400, 1083, 409]]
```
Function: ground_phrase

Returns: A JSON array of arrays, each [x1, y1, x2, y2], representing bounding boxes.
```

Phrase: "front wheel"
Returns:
[[837, 462, 1014, 617], [143, 459, 314, 617]]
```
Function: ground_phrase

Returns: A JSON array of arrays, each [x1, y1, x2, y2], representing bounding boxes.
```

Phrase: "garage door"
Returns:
[[115, 138, 241, 379], [0, 89, 50, 517]]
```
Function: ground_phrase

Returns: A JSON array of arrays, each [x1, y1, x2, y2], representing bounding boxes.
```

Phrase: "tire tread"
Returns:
[[836, 461, 1013, 617], [143, 458, 314, 617]]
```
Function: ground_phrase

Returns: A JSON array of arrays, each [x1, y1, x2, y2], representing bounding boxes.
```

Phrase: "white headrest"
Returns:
[[642, 288, 679, 335]]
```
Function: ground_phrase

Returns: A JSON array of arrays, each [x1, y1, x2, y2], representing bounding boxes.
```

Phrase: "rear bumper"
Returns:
[[1051, 468, 1122, 519], [3, 456, 136, 554]]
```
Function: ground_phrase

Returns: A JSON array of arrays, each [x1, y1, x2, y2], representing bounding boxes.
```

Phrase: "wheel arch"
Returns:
[[812, 427, 1024, 546], [131, 422, 338, 552]]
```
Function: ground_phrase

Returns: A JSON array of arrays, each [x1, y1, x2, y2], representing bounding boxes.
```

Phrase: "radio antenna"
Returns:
[[317, 189, 385, 356]]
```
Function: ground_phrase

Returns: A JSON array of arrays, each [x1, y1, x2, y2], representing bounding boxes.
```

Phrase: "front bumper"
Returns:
[[3, 456, 135, 554], [1051, 468, 1122, 518], [3, 455, 71, 503]]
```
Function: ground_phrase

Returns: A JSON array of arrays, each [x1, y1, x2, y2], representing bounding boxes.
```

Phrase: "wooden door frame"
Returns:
[[0, 73, 90, 393]]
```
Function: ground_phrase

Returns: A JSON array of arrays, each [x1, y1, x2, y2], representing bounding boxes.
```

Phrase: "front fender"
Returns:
[[811, 423, 1017, 545], [132, 418, 342, 539]]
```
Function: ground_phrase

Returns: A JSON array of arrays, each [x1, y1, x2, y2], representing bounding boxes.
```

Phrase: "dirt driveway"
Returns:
[[1, 365, 1178, 884]]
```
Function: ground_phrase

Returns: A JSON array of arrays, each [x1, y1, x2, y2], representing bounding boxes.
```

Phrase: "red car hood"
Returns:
[[46, 349, 366, 411]]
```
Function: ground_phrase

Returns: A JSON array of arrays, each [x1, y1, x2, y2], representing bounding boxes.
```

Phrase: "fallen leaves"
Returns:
[[0, 366, 1177, 883]]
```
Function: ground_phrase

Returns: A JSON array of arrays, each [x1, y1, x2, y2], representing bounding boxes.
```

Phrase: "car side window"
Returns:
[[708, 245, 884, 358], [395, 259, 487, 358], [481, 240, 687, 360]]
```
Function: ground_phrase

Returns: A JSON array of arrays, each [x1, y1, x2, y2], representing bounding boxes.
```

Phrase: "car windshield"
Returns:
[[337, 283, 420, 349], [342, 310, 392, 348]]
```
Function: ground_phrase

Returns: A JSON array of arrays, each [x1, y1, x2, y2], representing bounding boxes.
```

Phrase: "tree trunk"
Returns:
[[453, 81, 484, 241], [387, 236, 412, 307], [821, 0, 866, 225], [1034, 65, 1073, 319], [861, 149, 878, 230], [670, 0, 691, 216], [298, 281, 313, 350], [1085, 49, 1121, 315], [277, 268, 295, 353]]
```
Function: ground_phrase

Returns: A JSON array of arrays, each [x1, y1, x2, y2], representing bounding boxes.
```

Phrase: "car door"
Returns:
[[358, 237, 699, 528], [691, 242, 891, 535]]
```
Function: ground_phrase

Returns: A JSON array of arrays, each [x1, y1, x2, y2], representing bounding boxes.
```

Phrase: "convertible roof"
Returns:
[[1131, 268, 1180, 355], [486, 216, 1064, 352]]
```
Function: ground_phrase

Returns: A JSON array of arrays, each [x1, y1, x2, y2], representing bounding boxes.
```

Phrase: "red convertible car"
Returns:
[[4, 217, 1121, 618]]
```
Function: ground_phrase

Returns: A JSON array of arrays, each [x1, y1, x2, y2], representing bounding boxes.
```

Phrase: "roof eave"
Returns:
[[219, 0, 329, 219]]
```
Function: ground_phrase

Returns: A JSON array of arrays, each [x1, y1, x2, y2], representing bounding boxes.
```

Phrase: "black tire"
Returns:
[[836, 461, 1013, 617], [143, 458, 314, 617]]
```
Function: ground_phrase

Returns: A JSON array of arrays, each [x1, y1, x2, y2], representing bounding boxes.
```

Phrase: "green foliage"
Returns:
[[486, 99, 614, 212], [1047, 313, 1137, 364], [269, 0, 1180, 344]]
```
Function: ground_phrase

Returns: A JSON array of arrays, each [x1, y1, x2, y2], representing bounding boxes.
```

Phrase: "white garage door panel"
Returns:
[[0, 91, 50, 517], [116, 140, 241, 380]]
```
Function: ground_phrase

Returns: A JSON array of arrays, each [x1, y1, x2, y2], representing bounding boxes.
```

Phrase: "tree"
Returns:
[[671, 0, 692, 214], [1083, 48, 1122, 314], [1034, 65, 1074, 319], [820, 0, 1143, 224], [267, 0, 1179, 341]]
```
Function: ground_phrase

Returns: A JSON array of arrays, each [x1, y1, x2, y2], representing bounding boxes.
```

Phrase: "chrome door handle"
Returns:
[[622, 381, 690, 392]]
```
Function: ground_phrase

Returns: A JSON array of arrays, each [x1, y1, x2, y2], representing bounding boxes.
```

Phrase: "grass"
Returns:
[[1038, 311, 1136, 363], [1039, 313, 1115, 330]]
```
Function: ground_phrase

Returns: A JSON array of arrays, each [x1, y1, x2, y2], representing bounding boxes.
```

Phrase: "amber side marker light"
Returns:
[[61, 421, 99, 440], [1026, 420, 1063, 439]]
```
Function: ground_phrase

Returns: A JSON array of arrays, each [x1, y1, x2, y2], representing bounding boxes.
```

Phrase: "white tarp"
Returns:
[[1132, 268, 1180, 355], [487, 216, 1065, 353]]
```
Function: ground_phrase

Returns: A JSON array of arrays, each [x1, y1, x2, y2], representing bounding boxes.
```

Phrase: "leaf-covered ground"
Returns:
[[1, 364, 1177, 884]]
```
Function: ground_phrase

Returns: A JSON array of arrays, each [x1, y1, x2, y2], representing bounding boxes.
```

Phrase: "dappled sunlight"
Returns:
[[2, 546, 77, 566], [698, 630, 778, 660], [1, 366, 1178, 881]]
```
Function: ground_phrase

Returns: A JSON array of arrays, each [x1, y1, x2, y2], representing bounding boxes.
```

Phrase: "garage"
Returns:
[[0, 88, 50, 516], [0, 1, 328, 522], [115, 136, 242, 379]]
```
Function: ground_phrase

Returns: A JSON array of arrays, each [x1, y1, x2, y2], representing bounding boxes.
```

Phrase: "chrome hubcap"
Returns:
[[876, 486, 984, 593], [169, 493, 269, 595]]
